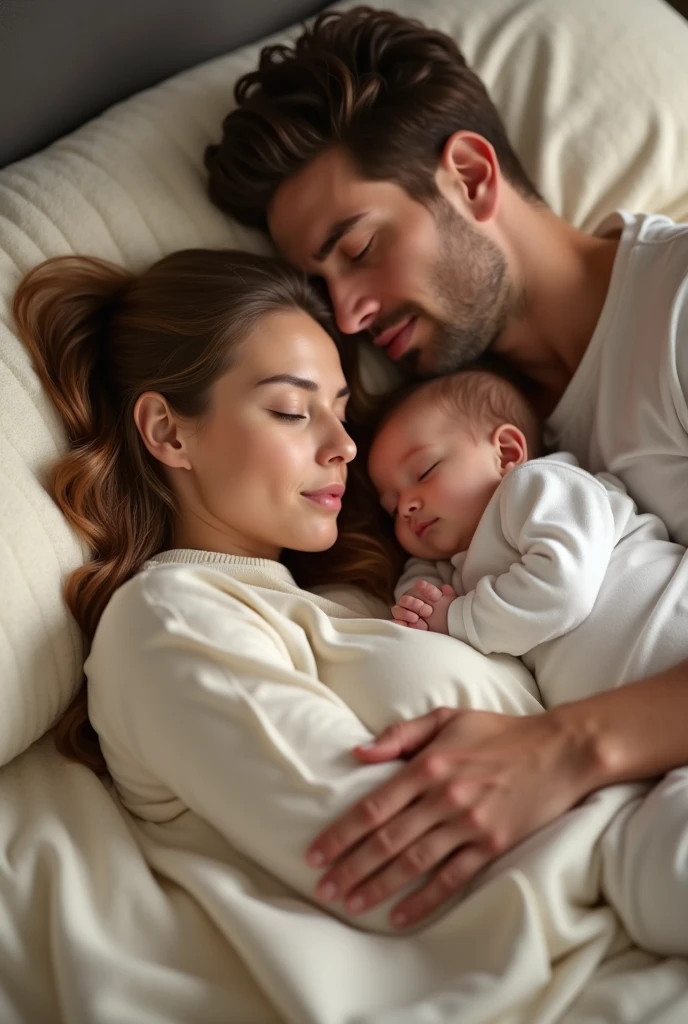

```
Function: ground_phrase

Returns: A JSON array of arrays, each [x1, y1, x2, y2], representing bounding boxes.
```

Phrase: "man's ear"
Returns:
[[492, 423, 528, 475], [436, 131, 499, 222], [133, 392, 193, 471]]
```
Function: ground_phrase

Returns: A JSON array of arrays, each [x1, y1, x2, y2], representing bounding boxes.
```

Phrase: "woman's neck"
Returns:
[[172, 516, 281, 562]]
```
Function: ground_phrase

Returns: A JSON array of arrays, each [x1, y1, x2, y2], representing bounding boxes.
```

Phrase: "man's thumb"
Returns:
[[354, 709, 451, 762]]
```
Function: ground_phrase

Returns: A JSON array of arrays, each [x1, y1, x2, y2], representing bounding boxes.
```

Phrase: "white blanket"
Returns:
[[3, 717, 688, 1021]]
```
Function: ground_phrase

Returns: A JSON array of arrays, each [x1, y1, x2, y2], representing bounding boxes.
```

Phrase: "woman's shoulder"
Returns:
[[87, 561, 297, 696], [95, 561, 282, 650]]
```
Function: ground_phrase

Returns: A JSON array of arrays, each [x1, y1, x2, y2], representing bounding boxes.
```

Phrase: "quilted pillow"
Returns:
[[1, 0, 687, 766]]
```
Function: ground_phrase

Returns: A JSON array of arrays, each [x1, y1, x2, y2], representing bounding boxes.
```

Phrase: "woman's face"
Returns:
[[170, 309, 356, 559]]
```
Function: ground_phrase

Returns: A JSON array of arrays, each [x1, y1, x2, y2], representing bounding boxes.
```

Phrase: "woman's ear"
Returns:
[[492, 423, 528, 475], [436, 131, 500, 222], [133, 392, 192, 471]]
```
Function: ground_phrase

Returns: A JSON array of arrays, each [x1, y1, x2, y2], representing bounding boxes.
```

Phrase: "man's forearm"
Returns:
[[552, 656, 688, 789]]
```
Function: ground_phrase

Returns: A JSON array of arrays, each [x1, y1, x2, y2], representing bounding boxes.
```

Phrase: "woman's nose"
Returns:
[[322, 419, 357, 465]]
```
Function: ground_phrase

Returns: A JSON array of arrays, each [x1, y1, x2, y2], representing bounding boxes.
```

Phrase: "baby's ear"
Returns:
[[493, 423, 528, 475]]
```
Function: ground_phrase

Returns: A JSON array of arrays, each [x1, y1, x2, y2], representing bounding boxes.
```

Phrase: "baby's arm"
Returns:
[[447, 462, 618, 656]]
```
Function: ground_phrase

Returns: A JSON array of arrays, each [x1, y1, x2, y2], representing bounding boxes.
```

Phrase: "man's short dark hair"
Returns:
[[205, 6, 542, 231]]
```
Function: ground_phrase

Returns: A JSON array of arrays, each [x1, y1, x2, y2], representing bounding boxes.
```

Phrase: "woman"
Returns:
[[13, 249, 542, 924], [13, 250, 672, 970]]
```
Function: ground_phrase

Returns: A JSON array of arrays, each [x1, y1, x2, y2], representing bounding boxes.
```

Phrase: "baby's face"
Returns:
[[368, 395, 505, 559]]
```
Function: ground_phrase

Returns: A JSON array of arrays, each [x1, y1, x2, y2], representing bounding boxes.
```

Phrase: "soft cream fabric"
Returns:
[[81, 550, 687, 1024], [2, 0, 688, 765]]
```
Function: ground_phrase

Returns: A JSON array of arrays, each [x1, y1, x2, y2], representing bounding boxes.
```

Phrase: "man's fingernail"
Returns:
[[347, 895, 365, 914], [308, 850, 325, 867], [391, 911, 406, 928], [318, 882, 337, 901]]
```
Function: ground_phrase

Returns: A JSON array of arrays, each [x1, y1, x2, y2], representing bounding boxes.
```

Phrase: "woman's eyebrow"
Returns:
[[255, 374, 350, 398]]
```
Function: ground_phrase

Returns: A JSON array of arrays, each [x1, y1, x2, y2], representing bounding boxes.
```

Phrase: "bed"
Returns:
[[2, 0, 688, 1020]]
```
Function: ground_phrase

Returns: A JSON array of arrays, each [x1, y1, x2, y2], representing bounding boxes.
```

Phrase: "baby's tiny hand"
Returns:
[[391, 580, 458, 634]]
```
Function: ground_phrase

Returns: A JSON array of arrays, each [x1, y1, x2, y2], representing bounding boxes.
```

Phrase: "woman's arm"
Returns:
[[305, 658, 688, 928], [88, 567, 412, 933]]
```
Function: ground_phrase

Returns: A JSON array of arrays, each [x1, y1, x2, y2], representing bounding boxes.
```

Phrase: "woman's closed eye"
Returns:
[[269, 411, 306, 422]]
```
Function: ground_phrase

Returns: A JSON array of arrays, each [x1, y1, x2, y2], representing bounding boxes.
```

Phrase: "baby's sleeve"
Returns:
[[394, 556, 455, 602], [447, 462, 617, 655]]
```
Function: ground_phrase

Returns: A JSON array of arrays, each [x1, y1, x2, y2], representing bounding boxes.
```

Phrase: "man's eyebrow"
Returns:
[[255, 374, 350, 399], [313, 214, 365, 263]]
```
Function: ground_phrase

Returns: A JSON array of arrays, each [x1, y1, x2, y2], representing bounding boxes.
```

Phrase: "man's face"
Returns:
[[268, 147, 515, 376]]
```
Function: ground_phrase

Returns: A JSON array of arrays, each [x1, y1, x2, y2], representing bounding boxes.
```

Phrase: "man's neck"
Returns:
[[491, 201, 620, 419]]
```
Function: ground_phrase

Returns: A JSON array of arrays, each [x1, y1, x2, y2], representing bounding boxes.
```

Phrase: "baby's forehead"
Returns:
[[369, 398, 438, 474]]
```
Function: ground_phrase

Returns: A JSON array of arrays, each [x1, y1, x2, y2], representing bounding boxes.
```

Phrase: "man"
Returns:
[[206, 7, 688, 930]]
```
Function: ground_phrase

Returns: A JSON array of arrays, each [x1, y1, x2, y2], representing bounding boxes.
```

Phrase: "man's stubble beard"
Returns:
[[404, 201, 521, 377]]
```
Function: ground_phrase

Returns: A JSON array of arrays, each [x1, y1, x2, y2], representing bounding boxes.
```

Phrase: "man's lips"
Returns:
[[374, 317, 417, 361], [301, 483, 345, 511], [412, 517, 438, 540]]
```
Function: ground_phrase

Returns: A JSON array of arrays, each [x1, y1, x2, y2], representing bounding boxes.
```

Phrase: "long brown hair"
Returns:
[[206, 6, 542, 230], [14, 249, 400, 771]]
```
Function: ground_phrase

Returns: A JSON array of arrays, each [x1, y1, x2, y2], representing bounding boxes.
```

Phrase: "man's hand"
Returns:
[[391, 580, 457, 634], [306, 706, 600, 929]]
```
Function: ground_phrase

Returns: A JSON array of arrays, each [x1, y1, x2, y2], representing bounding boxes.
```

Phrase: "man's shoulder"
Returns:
[[603, 210, 688, 262]]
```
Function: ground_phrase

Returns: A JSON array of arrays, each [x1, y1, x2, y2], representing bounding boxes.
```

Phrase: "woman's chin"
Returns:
[[294, 523, 339, 553]]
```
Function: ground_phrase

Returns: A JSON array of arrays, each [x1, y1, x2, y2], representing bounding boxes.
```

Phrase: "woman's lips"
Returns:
[[302, 484, 345, 511]]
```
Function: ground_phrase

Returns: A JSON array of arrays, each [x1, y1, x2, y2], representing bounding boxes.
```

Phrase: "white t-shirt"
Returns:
[[545, 211, 688, 545], [395, 455, 688, 707]]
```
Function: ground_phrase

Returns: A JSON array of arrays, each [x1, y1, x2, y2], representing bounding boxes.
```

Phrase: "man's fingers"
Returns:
[[306, 758, 423, 868], [353, 708, 456, 762], [315, 797, 445, 906], [388, 843, 492, 929], [342, 819, 481, 915], [306, 709, 458, 868]]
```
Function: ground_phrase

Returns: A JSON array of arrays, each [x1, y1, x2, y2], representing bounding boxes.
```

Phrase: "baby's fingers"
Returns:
[[392, 604, 421, 624], [398, 595, 433, 617], [413, 580, 443, 601], [393, 616, 429, 630]]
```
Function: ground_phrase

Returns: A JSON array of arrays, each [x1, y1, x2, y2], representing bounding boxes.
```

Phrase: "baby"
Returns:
[[368, 368, 688, 709], [368, 368, 688, 956]]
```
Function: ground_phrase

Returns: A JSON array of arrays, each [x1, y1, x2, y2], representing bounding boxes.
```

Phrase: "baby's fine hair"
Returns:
[[379, 367, 543, 457]]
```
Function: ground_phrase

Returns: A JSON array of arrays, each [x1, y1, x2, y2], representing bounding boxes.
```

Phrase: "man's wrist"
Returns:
[[548, 700, 622, 796]]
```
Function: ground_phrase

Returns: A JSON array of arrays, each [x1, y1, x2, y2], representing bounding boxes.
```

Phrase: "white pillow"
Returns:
[[1, 0, 687, 768]]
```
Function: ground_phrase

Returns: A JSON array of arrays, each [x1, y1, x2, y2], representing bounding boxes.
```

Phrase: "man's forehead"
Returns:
[[267, 147, 361, 260]]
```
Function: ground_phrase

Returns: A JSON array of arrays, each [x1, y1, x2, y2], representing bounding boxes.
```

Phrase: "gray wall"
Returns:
[[0, 0, 331, 168]]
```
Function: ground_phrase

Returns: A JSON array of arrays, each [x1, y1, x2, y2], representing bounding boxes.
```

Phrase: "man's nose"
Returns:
[[331, 280, 380, 335]]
